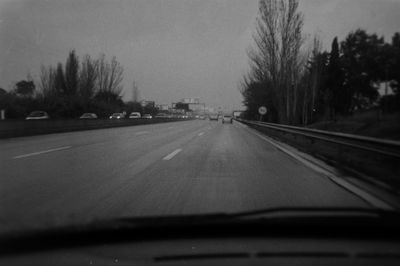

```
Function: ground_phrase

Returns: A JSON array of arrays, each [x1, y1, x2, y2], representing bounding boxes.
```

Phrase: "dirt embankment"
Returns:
[[308, 110, 400, 141]]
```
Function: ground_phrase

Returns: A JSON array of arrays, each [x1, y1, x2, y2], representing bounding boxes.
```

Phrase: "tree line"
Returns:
[[0, 50, 155, 119], [241, 0, 400, 125]]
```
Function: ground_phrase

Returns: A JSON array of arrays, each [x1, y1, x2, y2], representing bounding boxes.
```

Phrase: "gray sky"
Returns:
[[1, 0, 400, 110]]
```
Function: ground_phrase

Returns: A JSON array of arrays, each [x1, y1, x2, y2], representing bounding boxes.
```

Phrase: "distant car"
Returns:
[[209, 114, 218, 121], [25, 111, 50, 120], [142, 114, 152, 119], [222, 114, 233, 124], [109, 113, 124, 119], [129, 112, 141, 119], [79, 113, 98, 119], [198, 115, 206, 120], [155, 113, 168, 118]]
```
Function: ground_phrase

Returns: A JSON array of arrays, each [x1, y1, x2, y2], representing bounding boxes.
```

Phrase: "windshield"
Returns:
[[1, 0, 400, 237]]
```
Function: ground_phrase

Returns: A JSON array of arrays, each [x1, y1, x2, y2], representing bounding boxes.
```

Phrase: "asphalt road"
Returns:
[[0, 119, 371, 232]]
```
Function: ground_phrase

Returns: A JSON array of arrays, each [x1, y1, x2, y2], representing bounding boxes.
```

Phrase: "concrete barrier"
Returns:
[[0, 118, 189, 139]]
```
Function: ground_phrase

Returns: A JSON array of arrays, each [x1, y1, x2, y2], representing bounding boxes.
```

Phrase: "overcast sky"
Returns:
[[1, 0, 400, 110]]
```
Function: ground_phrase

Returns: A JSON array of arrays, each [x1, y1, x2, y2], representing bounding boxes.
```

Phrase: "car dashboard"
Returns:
[[1, 237, 400, 266]]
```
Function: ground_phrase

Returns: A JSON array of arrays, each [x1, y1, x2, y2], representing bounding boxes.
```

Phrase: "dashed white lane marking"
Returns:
[[135, 131, 149, 135], [13, 146, 72, 159], [162, 149, 182, 160], [198, 132, 204, 136], [168, 126, 174, 129]]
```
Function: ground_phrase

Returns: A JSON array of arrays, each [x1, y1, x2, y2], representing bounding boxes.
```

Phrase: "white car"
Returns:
[[142, 114, 152, 119], [25, 111, 50, 120], [79, 113, 98, 119], [222, 115, 233, 124], [109, 113, 124, 119], [129, 112, 141, 119]]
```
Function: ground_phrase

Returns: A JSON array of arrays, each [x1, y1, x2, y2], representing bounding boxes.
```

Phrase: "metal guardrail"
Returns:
[[237, 118, 400, 191]]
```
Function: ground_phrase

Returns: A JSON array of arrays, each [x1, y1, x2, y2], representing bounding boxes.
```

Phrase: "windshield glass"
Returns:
[[1, 0, 400, 235]]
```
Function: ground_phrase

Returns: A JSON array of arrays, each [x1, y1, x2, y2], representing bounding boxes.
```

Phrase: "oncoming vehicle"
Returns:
[[222, 114, 233, 124], [79, 113, 98, 119], [25, 111, 50, 120], [129, 112, 141, 119], [109, 113, 124, 119], [209, 113, 219, 121]]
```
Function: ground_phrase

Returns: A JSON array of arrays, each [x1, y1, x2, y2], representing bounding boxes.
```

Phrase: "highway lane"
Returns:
[[0, 119, 371, 232]]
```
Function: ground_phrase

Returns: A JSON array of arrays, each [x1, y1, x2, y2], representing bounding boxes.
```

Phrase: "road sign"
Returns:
[[258, 106, 267, 115]]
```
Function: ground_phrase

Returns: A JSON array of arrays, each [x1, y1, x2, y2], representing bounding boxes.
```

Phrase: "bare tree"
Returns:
[[65, 50, 79, 96], [55, 62, 66, 96], [79, 54, 98, 101], [38, 65, 57, 98], [248, 0, 304, 124], [298, 36, 327, 125], [96, 54, 124, 96], [108, 56, 124, 94]]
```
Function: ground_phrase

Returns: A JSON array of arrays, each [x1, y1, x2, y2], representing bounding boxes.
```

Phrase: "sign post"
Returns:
[[258, 106, 267, 121]]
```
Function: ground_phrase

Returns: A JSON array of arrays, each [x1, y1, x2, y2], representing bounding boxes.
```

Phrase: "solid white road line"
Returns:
[[13, 146, 72, 159], [162, 149, 182, 160], [198, 132, 204, 136], [135, 131, 149, 135]]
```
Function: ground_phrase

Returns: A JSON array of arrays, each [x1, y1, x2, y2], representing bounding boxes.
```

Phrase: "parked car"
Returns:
[[142, 114, 152, 119], [109, 113, 124, 119], [25, 111, 50, 120], [129, 112, 141, 119], [222, 114, 233, 124], [79, 113, 98, 119]]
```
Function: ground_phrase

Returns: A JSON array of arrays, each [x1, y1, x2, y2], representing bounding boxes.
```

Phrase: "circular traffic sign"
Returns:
[[258, 106, 267, 115]]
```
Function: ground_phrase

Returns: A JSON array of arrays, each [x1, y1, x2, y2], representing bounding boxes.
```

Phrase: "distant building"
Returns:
[[157, 104, 170, 111], [141, 100, 155, 108], [181, 98, 200, 104]]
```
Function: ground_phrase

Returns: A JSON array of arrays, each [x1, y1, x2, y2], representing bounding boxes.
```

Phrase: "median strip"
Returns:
[[13, 146, 72, 159], [163, 149, 182, 160]]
